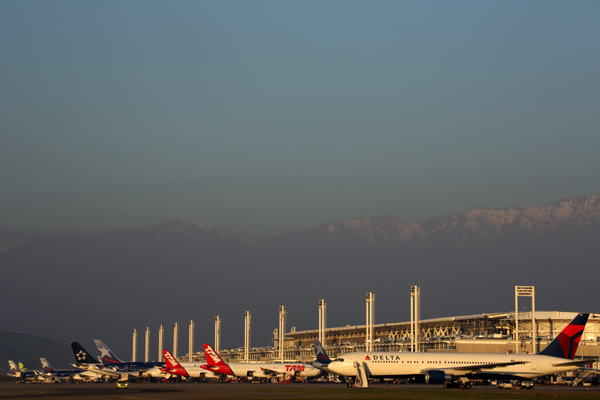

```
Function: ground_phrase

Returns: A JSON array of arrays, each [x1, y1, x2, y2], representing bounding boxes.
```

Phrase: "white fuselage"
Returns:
[[327, 351, 582, 381], [178, 362, 220, 379], [226, 363, 321, 379]]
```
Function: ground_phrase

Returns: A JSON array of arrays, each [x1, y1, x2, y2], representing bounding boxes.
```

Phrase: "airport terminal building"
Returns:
[[212, 311, 600, 369]]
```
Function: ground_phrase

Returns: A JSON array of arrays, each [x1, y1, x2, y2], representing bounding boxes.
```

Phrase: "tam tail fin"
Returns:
[[71, 341, 100, 364], [313, 338, 332, 365], [203, 344, 226, 366], [40, 358, 54, 371], [539, 313, 589, 359], [163, 350, 181, 369], [162, 350, 189, 378], [94, 339, 123, 365]]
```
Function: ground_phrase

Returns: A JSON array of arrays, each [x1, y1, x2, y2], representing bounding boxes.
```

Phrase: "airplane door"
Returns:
[[531, 360, 537, 370]]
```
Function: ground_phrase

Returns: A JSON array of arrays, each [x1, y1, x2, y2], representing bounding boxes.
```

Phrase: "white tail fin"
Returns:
[[41, 358, 54, 371]]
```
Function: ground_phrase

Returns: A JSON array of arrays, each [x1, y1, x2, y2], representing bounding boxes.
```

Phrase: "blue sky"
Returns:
[[2, 0, 599, 238]]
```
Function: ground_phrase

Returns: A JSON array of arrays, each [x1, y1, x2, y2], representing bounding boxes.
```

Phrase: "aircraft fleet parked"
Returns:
[[5, 313, 597, 388]]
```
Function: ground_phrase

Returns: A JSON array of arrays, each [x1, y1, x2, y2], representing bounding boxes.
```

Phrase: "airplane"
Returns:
[[70, 341, 137, 380], [39, 358, 99, 382], [201, 344, 322, 381], [94, 339, 166, 379], [7, 361, 39, 381], [326, 313, 596, 389], [161, 350, 221, 380], [312, 338, 335, 374]]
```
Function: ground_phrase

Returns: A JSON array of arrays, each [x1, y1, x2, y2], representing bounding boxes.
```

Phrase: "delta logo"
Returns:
[[365, 355, 371, 361]]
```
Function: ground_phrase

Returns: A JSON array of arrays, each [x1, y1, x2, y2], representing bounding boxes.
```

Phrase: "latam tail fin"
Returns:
[[162, 350, 189, 378], [8, 360, 20, 372], [40, 358, 54, 371], [313, 339, 332, 365], [71, 341, 100, 364], [203, 344, 226, 366], [94, 339, 123, 365], [539, 313, 589, 359]]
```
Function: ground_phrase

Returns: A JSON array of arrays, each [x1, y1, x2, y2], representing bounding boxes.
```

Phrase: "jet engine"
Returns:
[[425, 370, 451, 384]]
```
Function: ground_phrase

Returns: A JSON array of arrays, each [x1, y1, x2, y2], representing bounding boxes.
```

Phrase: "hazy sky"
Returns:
[[2, 0, 599, 238]]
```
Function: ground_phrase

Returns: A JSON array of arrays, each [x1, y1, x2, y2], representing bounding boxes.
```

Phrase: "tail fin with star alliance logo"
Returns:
[[70, 342, 100, 364]]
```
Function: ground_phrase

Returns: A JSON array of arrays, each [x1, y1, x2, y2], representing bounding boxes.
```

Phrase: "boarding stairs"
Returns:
[[353, 361, 370, 388], [574, 370, 594, 386]]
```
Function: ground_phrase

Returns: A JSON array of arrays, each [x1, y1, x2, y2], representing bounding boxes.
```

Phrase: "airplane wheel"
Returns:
[[459, 383, 465, 389], [465, 382, 473, 389]]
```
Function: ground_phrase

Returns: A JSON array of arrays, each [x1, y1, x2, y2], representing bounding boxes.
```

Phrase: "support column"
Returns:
[[411, 285, 420, 352], [215, 316, 221, 354], [173, 322, 179, 359], [189, 320, 195, 362], [145, 327, 150, 362], [318, 299, 327, 345], [279, 306, 287, 361], [132, 328, 138, 362], [244, 311, 251, 362], [158, 325, 164, 362], [366, 293, 375, 352]]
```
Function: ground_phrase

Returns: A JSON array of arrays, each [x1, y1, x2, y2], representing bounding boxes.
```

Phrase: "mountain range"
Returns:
[[1, 194, 599, 359]]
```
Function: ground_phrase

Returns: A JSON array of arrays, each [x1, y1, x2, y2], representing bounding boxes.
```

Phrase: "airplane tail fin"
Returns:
[[94, 339, 123, 365], [162, 350, 189, 378], [18, 362, 29, 372], [41, 358, 55, 371], [71, 341, 100, 364], [203, 344, 227, 366], [8, 360, 20, 372], [539, 313, 589, 359], [313, 338, 332, 365]]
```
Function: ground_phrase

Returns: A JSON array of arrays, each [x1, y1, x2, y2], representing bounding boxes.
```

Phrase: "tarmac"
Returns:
[[1, 382, 599, 399]]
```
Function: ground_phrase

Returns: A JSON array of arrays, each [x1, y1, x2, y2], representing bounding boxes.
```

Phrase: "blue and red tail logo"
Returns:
[[539, 313, 588, 359]]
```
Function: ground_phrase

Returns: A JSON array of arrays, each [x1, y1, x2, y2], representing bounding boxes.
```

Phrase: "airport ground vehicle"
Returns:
[[116, 380, 128, 389]]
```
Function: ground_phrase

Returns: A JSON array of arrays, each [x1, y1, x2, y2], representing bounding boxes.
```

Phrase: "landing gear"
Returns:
[[445, 380, 473, 389]]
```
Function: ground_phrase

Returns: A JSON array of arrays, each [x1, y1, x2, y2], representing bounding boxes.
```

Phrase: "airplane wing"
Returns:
[[552, 359, 598, 367], [72, 363, 136, 378], [259, 367, 282, 376], [419, 360, 528, 374]]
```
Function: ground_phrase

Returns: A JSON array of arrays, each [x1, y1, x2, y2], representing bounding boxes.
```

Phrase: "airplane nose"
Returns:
[[327, 362, 344, 375]]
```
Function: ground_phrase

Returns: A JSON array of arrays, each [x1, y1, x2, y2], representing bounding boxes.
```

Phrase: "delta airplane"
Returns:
[[201, 344, 321, 380], [160, 350, 221, 380], [326, 313, 595, 389], [94, 339, 166, 379]]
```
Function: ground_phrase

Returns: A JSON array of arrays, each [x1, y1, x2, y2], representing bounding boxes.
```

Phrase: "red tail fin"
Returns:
[[162, 350, 189, 378], [203, 344, 226, 366], [201, 344, 234, 376]]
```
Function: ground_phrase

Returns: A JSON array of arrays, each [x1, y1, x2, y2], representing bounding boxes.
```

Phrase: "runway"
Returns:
[[1, 382, 599, 399]]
